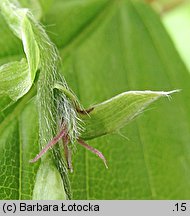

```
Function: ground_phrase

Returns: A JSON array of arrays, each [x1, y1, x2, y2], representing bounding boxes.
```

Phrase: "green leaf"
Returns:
[[0, 95, 39, 199], [0, 59, 29, 102], [32, 158, 67, 200], [81, 90, 178, 140], [41, 0, 109, 48], [0, 0, 40, 107], [55, 0, 190, 199], [1, 0, 190, 200]]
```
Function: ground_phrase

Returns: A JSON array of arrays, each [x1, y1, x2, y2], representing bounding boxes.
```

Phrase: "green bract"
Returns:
[[81, 90, 179, 140]]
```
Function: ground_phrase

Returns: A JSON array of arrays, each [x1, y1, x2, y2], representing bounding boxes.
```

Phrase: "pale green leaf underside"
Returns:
[[0, 59, 29, 101], [32, 159, 66, 200], [0, 0, 39, 105], [81, 91, 177, 140]]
